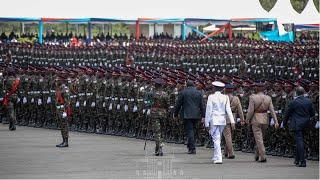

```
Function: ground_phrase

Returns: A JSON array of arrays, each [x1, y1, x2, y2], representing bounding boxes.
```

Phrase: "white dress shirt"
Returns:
[[205, 91, 235, 127]]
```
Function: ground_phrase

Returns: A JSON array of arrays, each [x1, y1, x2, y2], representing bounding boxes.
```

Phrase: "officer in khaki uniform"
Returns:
[[223, 83, 245, 159], [246, 81, 279, 162]]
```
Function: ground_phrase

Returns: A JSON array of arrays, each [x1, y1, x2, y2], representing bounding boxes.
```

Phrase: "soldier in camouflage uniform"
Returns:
[[2, 72, 20, 131], [55, 77, 70, 148], [240, 80, 255, 153], [306, 81, 319, 161], [223, 83, 245, 159], [266, 81, 284, 156], [149, 78, 169, 156]]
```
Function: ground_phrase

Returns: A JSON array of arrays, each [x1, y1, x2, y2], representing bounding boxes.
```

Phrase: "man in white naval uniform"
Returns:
[[204, 81, 235, 164]]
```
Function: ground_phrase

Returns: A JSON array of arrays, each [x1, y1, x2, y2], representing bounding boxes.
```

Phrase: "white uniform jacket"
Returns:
[[205, 91, 235, 127]]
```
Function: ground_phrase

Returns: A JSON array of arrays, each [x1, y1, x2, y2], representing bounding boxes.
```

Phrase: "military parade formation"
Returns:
[[0, 34, 319, 162]]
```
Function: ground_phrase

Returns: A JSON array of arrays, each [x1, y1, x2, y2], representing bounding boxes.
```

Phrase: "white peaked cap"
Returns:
[[212, 81, 225, 88]]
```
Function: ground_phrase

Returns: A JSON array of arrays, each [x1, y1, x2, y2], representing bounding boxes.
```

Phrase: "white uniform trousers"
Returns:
[[210, 125, 225, 162]]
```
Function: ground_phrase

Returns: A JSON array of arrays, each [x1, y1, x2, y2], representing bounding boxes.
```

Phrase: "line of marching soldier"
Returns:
[[0, 38, 318, 82], [0, 63, 318, 161]]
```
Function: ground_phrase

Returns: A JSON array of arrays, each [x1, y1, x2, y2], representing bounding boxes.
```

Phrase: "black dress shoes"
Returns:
[[255, 155, 259, 161], [296, 162, 306, 167], [188, 149, 196, 154], [258, 158, 267, 163]]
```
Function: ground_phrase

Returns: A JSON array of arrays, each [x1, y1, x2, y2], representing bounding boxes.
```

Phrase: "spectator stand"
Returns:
[[0, 17, 40, 43]]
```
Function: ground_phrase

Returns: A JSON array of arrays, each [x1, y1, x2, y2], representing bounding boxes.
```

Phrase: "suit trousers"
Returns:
[[184, 119, 198, 151], [252, 124, 268, 160], [294, 130, 306, 164], [210, 125, 225, 162], [223, 123, 234, 156]]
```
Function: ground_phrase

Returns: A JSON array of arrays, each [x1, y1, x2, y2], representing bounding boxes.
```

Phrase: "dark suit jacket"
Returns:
[[174, 86, 205, 120], [284, 96, 315, 131]]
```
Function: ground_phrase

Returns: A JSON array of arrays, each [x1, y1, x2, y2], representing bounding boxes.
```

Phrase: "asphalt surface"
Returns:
[[0, 124, 319, 179]]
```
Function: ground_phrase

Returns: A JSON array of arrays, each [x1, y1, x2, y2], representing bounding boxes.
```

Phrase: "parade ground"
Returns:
[[0, 124, 318, 179]]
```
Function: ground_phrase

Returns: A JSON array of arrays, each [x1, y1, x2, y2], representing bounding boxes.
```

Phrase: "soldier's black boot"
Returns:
[[234, 143, 241, 151], [105, 128, 111, 135], [312, 154, 319, 161], [146, 132, 152, 140], [132, 130, 137, 138], [266, 147, 273, 155], [75, 124, 81, 132], [56, 137, 68, 148], [155, 145, 163, 156], [176, 137, 184, 144], [283, 148, 290, 157], [277, 147, 285, 157], [159, 147, 163, 156], [155, 146, 160, 156], [288, 149, 294, 158], [168, 136, 175, 143], [56, 138, 65, 147], [2, 117, 8, 124], [196, 139, 202, 147], [9, 122, 16, 131], [271, 146, 278, 156], [9, 121, 12, 129], [206, 140, 213, 148], [241, 142, 247, 152], [307, 151, 313, 160], [71, 124, 75, 132], [248, 145, 254, 153]]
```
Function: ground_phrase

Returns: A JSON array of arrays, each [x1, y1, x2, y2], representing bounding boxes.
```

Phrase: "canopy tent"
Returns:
[[295, 24, 320, 31], [41, 18, 90, 24], [233, 26, 256, 31], [203, 24, 256, 32], [0, 0, 318, 43], [0, 17, 40, 22], [139, 18, 184, 24], [89, 18, 136, 25], [184, 18, 230, 26], [0, 16, 290, 42], [203, 24, 219, 32], [1, 0, 318, 23]]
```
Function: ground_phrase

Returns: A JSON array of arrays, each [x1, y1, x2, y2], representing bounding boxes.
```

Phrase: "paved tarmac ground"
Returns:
[[0, 124, 319, 179]]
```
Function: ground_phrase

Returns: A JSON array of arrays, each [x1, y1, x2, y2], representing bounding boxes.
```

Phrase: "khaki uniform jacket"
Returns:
[[246, 92, 277, 125], [226, 94, 245, 124]]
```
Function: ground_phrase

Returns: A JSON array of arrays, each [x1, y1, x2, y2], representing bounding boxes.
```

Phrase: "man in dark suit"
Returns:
[[174, 80, 205, 154], [284, 86, 315, 167]]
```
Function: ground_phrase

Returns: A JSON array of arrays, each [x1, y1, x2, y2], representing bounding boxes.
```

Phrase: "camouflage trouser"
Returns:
[[151, 108, 166, 148], [154, 117, 163, 148], [7, 102, 16, 125], [57, 110, 69, 139]]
